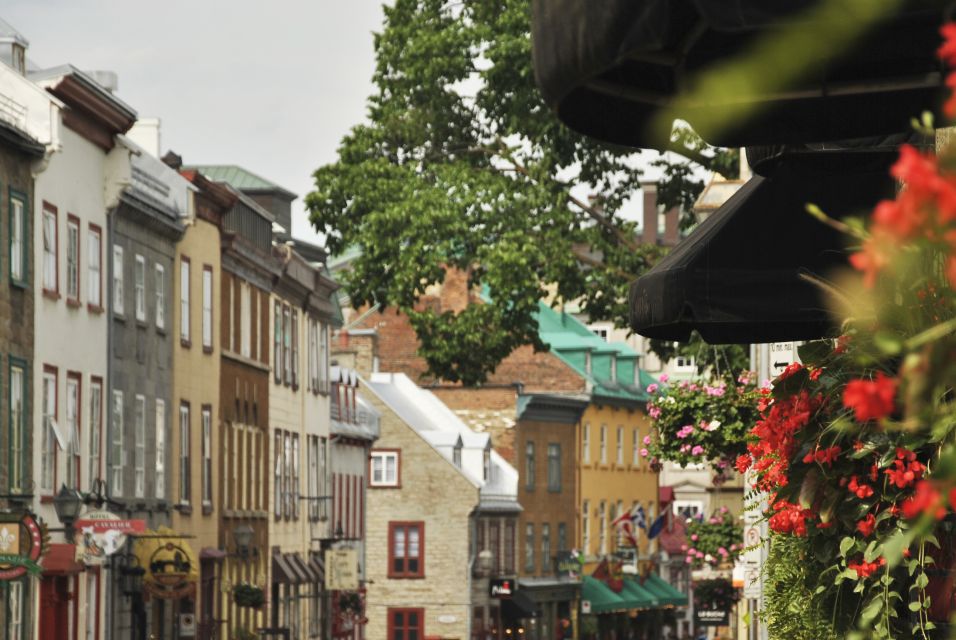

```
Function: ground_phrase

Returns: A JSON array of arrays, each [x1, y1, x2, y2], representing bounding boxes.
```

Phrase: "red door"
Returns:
[[39, 576, 71, 640]]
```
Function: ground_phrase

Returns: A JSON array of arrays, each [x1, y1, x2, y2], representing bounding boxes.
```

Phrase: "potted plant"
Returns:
[[233, 582, 265, 609], [682, 508, 743, 570]]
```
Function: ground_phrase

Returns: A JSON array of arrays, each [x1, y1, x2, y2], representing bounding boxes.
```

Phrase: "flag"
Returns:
[[620, 520, 639, 548], [611, 508, 632, 528], [647, 512, 667, 539], [631, 504, 647, 531]]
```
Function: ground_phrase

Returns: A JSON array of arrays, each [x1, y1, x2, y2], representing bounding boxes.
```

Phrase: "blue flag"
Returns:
[[647, 513, 667, 539], [631, 504, 647, 531]]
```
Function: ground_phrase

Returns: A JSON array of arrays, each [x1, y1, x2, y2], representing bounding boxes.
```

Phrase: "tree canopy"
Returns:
[[307, 0, 737, 385]]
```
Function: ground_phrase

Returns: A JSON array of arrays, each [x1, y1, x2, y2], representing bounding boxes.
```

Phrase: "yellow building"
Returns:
[[171, 169, 235, 636]]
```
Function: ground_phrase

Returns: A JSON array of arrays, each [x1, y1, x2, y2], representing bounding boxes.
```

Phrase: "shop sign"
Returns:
[[489, 578, 515, 598], [581, 600, 592, 614], [0, 514, 43, 580], [326, 549, 358, 591], [74, 510, 146, 566], [554, 551, 581, 580], [694, 608, 729, 627], [134, 528, 199, 600]]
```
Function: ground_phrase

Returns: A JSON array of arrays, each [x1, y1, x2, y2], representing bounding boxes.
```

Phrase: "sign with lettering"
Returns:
[[74, 510, 146, 565], [0, 514, 43, 580], [489, 578, 515, 598], [554, 551, 581, 580], [326, 549, 359, 591], [695, 608, 730, 627], [769, 342, 797, 378]]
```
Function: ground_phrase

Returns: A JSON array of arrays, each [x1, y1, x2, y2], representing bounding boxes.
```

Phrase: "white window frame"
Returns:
[[87, 227, 101, 307], [240, 283, 251, 357], [155, 400, 166, 499], [616, 426, 624, 465], [599, 425, 607, 464], [134, 394, 146, 497], [673, 500, 705, 520], [111, 391, 124, 496], [632, 428, 640, 466], [89, 381, 102, 484], [582, 423, 590, 463], [134, 254, 146, 322], [179, 404, 190, 505], [202, 267, 213, 350], [42, 206, 57, 292], [370, 450, 399, 487], [6, 580, 25, 640], [112, 245, 124, 315], [66, 217, 79, 301], [180, 258, 191, 343], [65, 376, 80, 490], [155, 264, 165, 329], [202, 407, 212, 506], [41, 371, 56, 493], [9, 364, 25, 493], [10, 196, 25, 283], [599, 500, 607, 555], [582, 500, 590, 555]]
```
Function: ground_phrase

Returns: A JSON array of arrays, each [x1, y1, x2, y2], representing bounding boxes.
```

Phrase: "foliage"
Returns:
[[647, 331, 751, 379], [579, 614, 598, 636], [338, 592, 363, 618], [232, 582, 265, 609], [738, 30, 956, 634], [682, 509, 743, 569], [233, 630, 258, 640], [760, 535, 840, 640], [642, 373, 763, 474], [306, 0, 734, 384], [694, 577, 741, 611]]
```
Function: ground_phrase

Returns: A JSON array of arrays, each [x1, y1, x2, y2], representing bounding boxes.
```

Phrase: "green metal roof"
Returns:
[[187, 165, 297, 199]]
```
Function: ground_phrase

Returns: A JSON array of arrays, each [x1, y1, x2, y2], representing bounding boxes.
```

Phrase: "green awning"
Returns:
[[621, 577, 659, 608], [640, 573, 688, 607], [581, 576, 632, 614]]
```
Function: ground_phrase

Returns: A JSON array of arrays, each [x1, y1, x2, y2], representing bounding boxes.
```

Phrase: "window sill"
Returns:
[[203, 344, 213, 355], [114, 312, 126, 322], [386, 574, 426, 580], [67, 298, 82, 309], [547, 487, 562, 493], [87, 303, 104, 314], [202, 502, 213, 516], [136, 319, 149, 330], [42, 289, 60, 301], [156, 326, 166, 335], [369, 483, 401, 489], [39, 494, 55, 504], [175, 502, 192, 515], [180, 338, 191, 348], [10, 278, 28, 290]]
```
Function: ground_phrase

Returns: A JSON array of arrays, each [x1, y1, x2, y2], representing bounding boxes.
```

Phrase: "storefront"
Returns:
[[516, 577, 578, 640], [0, 513, 44, 639], [131, 527, 200, 639]]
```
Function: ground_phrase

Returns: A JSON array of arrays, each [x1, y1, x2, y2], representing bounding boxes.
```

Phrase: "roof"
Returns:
[[187, 165, 297, 199], [29, 64, 137, 121], [0, 17, 28, 47], [366, 372, 520, 508]]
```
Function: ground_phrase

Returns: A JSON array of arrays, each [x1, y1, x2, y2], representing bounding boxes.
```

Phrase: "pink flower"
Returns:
[[639, 448, 649, 457], [695, 551, 704, 559], [690, 534, 699, 541], [648, 406, 661, 419], [646, 383, 658, 394], [659, 374, 669, 383], [685, 556, 693, 564], [718, 547, 728, 556], [691, 445, 705, 456], [680, 444, 691, 453], [642, 435, 651, 445], [720, 506, 728, 514], [680, 544, 688, 552], [676, 425, 694, 439]]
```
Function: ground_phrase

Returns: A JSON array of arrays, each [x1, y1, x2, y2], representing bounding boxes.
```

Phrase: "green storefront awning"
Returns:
[[581, 576, 631, 613], [621, 577, 659, 608], [641, 573, 689, 607]]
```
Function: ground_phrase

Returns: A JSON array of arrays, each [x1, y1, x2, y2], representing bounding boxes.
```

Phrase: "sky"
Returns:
[[4, 0, 386, 246]]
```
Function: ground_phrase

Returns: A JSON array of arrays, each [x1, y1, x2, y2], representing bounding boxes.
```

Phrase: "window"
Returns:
[[134, 255, 146, 321], [483, 447, 491, 483], [489, 521, 500, 573], [524, 441, 535, 491], [42, 204, 57, 293], [66, 374, 81, 490], [524, 524, 535, 573], [292, 433, 300, 519], [274, 431, 282, 517], [155, 264, 165, 329], [370, 451, 399, 487], [317, 437, 327, 519], [85, 572, 99, 640], [389, 522, 424, 578], [615, 501, 625, 548], [202, 266, 213, 350], [112, 245, 124, 315], [558, 522, 568, 552], [504, 520, 515, 573], [180, 257, 190, 343], [274, 301, 282, 383], [453, 442, 462, 468], [291, 310, 299, 387], [223, 423, 231, 509], [308, 437, 319, 521], [541, 524, 551, 574], [582, 500, 590, 555], [582, 423, 590, 463], [673, 345, 696, 372], [155, 400, 165, 499], [319, 322, 329, 392], [239, 282, 251, 357], [89, 380, 103, 483], [10, 192, 27, 285], [283, 433, 292, 517], [600, 425, 607, 464], [388, 608, 423, 640], [66, 216, 80, 302], [41, 369, 57, 493], [134, 395, 146, 497], [547, 443, 561, 492], [599, 501, 607, 555], [610, 356, 617, 382], [616, 426, 624, 465], [8, 362, 26, 493], [673, 500, 704, 520], [111, 391, 124, 496], [283, 305, 291, 385], [179, 403, 190, 504], [632, 428, 640, 465], [202, 406, 212, 506], [88, 226, 102, 307], [5, 580, 26, 640], [308, 319, 318, 391]]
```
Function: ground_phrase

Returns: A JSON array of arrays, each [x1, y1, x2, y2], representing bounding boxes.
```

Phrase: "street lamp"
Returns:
[[233, 524, 255, 558], [52, 484, 83, 542]]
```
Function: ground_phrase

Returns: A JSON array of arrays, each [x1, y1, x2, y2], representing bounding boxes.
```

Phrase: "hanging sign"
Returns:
[[74, 510, 146, 566], [0, 514, 44, 580], [134, 528, 199, 600], [326, 549, 358, 591], [695, 608, 730, 627], [490, 578, 515, 598]]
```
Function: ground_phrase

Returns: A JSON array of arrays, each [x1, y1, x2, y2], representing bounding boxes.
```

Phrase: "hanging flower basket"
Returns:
[[682, 508, 743, 569], [233, 583, 265, 609], [693, 577, 740, 612], [338, 592, 363, 619], [643, 374, 763, 474]]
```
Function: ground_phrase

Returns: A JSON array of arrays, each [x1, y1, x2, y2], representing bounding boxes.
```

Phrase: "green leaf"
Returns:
[[840, 536, 856, 557], [915, 573, 929, 589], [908, 601, 922, 612], [797, 340, 833, 366]]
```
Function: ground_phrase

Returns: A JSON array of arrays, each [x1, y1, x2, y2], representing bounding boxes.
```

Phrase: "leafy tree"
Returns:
[[307, 0, 736, 385]]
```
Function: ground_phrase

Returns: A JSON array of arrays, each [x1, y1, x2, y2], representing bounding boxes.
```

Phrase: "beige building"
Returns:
[[171, 166, 235, 638]]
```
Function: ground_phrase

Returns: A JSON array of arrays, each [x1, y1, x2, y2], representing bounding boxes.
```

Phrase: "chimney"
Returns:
[[127, 118, 162, 158], [0, 19, 29, 76], [642, 183, 658, 245], [87, 70, 118, 93], [663, 206, 680, 246]]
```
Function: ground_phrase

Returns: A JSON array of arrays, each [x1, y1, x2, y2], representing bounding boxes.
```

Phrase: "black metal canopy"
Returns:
[[628, 145, 901, 343], [531, 1, 948, 149]]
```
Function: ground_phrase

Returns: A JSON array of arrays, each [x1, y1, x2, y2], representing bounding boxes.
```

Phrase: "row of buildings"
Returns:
[[0, 20, 376, 640]]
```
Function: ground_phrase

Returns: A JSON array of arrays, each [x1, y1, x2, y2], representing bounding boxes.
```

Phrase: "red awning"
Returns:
[[658, 486, 675, 508], [40, 544, 84, 575]]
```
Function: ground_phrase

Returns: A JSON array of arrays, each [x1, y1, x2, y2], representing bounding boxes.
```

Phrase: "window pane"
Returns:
[[113, 245, 124, 314], [88, 229, 100, 305], [180, 260, 190, 340], [408, 527, 420, 557], [394, 528, 406, 558], [11, 198, 23, 280], [202, 269, 213, 348], [155, 264, 165, 329]]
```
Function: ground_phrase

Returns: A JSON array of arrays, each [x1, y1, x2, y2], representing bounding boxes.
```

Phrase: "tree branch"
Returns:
[[664, 142, 735, 180]]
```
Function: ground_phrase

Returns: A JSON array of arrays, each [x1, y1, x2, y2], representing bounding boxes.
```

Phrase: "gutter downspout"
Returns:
[[105, 201, 115, 640]]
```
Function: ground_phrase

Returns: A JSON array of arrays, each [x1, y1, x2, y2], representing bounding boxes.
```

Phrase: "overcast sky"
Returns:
[[4, 0, 385, 245]]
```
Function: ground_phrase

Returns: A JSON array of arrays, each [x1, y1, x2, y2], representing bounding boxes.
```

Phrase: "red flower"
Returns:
[[856, 514, 876, 537], [802, 445, 841, 466], [885, 452, 925, 489], [901, 480, 945, 520], [776, 362, 804, 382], [842, 372, 897, 422], [848, 556, 886, 579], [950, 487, 956, 512], [848, 476, 874, 500], [850, 232, 893, 288], [768, 500, 813, 537], [735, 454, 752, 475], [939, 23, 956, 65]]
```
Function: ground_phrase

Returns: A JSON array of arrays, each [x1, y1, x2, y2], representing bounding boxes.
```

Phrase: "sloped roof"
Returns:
[[0, 17, 28, 46], [187, 164, 296, 199]]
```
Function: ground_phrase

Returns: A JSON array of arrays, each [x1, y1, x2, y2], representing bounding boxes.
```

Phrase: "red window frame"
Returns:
[[388, 522, 425, 579], [42, 201, 59, 299], [388, 607, 424, 640], [88, 223, 103, 312], [66, 214, 81, 306]]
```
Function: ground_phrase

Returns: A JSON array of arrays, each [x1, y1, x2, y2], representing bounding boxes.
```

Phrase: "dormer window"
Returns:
[[453, 442, 462, 468], [610, 356, 617, 382], [584, 351, 592, 375], [483, 447, 491, 482], [12, 43, 24, 75]]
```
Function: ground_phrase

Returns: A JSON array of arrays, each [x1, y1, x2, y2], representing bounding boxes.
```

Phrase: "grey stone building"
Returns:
[[106, 136, 188, 639]]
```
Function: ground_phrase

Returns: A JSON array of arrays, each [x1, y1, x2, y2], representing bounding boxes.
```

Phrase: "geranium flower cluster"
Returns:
[[680, 507, 742, 569], [643, 373, 763, 473]]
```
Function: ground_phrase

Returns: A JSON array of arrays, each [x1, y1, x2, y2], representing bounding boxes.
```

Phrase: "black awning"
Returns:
[[501, 589, 539, 620], [531, 1, 946, 148], [628, 147, 897, 343]]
